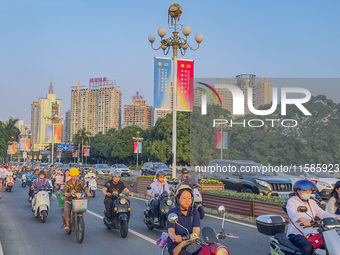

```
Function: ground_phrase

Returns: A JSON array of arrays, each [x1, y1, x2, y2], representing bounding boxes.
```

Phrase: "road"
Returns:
[[0, 180, 269, 255]]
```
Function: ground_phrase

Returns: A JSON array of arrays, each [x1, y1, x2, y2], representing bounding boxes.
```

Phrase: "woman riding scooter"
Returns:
[[166, 181, 201, 255], [32, 170, 51, 209], [287, 180, 340, 255]]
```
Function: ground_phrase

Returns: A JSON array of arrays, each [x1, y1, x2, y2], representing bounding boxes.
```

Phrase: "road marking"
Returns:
[[0, 239, 4, 255], [87, 209, 157, 245]]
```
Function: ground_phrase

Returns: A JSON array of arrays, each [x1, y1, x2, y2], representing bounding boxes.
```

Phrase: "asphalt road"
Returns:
[[0, 180, 270, 255]]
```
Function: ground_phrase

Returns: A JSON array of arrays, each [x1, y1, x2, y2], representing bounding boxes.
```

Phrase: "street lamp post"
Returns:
[[132, 131, 143, 174], [20, 126, 31, 165], [44, 103, 63, 166], [148, 4, 203, 178]]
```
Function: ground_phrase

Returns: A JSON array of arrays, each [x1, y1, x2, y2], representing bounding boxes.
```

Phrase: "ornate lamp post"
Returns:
[[148, 4, 203, 178], [132, 131, 143, 172]]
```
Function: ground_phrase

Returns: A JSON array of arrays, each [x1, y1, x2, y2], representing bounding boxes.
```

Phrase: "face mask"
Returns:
[[300, 193, 311, 200]]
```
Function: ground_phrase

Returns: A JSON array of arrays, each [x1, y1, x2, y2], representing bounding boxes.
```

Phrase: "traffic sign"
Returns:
[[57, 143, 74, 151]]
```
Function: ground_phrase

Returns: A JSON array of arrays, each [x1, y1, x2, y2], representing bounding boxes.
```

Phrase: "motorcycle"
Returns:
[[54, 174, 63, 190], [256, 205, 340, 255], [21, 174, 27, 188], [161, 205, 238, 255], [31, 186, 50, 223], [62, 193, 88, 243], [13, 172, 17, 180], [144, 186, 174, 230], [193, 185, 204, 219], [87, 177, 97, 198], [5, 176, 14, 192], [103, 192, 131, 238]]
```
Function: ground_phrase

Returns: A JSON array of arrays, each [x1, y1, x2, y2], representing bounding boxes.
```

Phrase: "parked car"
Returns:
[[141, 162, 172, 176], [111, 164, 131, 177], [81, 164, 91, 171], [307, 171, 338, 199], [93, 164, 111, 175], [206, 160, 294, 198]]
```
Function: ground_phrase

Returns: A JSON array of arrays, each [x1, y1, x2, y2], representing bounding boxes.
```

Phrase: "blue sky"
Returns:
[[0, 0, 339, 124]]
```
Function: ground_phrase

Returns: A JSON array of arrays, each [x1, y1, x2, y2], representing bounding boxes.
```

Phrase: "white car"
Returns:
[[307, 171, 338, 199], [111, 164, 131, 177]]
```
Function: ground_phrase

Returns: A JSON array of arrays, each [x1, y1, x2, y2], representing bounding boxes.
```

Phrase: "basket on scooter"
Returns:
[[72, 198, 88, 212], [56, 192, 65, 210]]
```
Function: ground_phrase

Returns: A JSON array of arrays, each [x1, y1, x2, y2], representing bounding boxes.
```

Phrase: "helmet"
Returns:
[[156, 170, 166, 178], [181, 168, 188, 174], [174, 181, 193, 206], [38, 170, 46, 176], [70, 167, 79, 176], [112, 170, 121, 178], [294, 180, 317, 192]]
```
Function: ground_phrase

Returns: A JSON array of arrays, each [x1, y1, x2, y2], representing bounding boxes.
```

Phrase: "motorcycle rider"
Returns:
[[166, 181, 201, 255], [102, 170, 133, 223], [84, 169, 96, 187], [0, 165, 6, 199], [178, 168, 199, 187], [306, 177, 326, 207], [287, 180, 340, 255], [147, 170, 170, 225], [63, 167, 91, 231], [326, 180, 340, 216], [31, 170, 51, 209], [27, 169, 40, 200]]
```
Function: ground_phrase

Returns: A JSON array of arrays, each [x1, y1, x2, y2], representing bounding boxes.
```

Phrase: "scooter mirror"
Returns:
[[297, 206, 308, 213], [218, 205, 226, 215], [168, 213, 178, 224]]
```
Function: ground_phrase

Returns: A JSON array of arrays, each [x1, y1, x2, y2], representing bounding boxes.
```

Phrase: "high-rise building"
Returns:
[[30, 82, 63, 151], [70, 78, 122, 139], [31, 102, 40, 150], [124, 92, 154, 129], [62, 110, 71, 142]]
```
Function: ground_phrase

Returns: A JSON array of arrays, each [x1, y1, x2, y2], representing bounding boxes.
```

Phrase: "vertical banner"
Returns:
[[34, 155, 37, 160], [154, 57, 172, 109], [57, 152, 62, 158], [45, 124, 53, 143], [19, 139, 25, 150], [47, 154, 50, 159], [216, 132, 222, 149], [54, 124, 62, 143], [72, 151, 78, 157], [83, 149, 90, 156], [39, 155, 42, 160], [26, 138, 31, 151], [29, 155, 32, 160], [177, 59, 194, 111], [216, 132, 228, 149], [134, 142, 142, 153]]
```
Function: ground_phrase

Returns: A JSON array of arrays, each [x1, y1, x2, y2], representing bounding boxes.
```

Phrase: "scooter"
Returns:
[[47, 179, 53, 197], [13, 172, 17, 180], [31, 186, 50, 223], [256, 205, 340, 255], [5, 176, 14, 192], [87, 177, 97, 198], [21, 174, 27, 188], [62, 193, 88, 243], [103, 192, 131, 238], [193, 186, 205, 219], [143, 188, 174, 230], [161, 205, 238, 255]]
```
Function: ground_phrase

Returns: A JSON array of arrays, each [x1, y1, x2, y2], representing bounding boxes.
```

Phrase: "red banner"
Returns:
[[177, 59, 194, 111], [54, 124, 62, 143]]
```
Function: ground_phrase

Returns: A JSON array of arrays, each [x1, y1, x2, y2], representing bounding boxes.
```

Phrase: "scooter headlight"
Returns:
[[120, 198, 127, 205], [40, 192, 48, 198], [166, 200, 173, 206], [216, 247, 229, 255]]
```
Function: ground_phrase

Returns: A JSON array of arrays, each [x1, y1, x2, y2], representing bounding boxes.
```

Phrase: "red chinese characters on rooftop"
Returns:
[[89, 77, 108, 83]]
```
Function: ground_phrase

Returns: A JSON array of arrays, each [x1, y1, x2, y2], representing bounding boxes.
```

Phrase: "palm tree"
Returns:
[[0, 117, 20, 161], [73, 128, 91, 163]]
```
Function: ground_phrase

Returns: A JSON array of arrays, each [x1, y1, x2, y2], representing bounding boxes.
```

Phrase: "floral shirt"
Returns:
[[63, 179, 89, 202]]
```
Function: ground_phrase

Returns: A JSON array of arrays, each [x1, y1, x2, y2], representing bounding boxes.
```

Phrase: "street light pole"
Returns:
[[148, 4, 203, 178]]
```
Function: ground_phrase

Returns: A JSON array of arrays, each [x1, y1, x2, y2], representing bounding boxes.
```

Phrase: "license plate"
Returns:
[[279, 193, 289, 198]]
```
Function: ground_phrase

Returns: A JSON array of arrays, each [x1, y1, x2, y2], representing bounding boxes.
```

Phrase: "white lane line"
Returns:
[[129, 197, 256, 229], [0, 239, 4, 255], [87, 209, 156, 245]]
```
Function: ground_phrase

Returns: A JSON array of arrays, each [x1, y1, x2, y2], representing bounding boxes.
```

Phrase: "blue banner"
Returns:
[[154, 57, 172, 109], [223, 132, 228, 149]]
